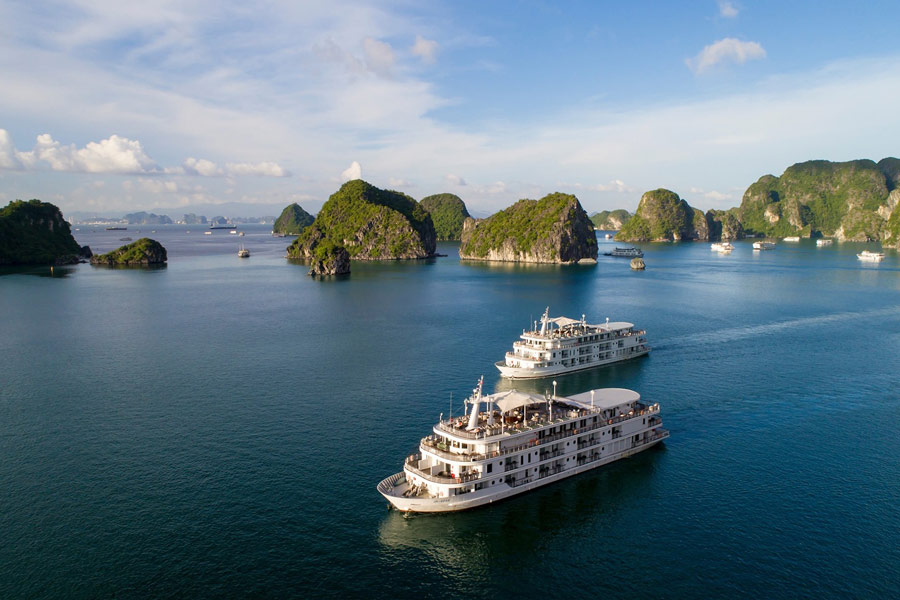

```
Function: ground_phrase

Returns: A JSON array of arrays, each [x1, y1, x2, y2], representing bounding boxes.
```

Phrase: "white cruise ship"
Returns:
[[710, 242, 734, 252], [752, 241, 775, 250], [377, 380, 668, 513], [495, 308, 649, 379], [603, 247, 643, 258], [857, 250, 885, 262]]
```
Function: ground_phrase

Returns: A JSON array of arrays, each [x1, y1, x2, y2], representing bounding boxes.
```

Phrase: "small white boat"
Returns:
[[857, 250, 884, 262], [204, 231, 212, 235], [816, 239, 833, 246], [604, 233, 612, 239], [752, 241, 775, 250], [229, 230, 238, 234], [783, 236, 801, 242], [239, 232, 245, 237], [238, 244, 250, 258], [710, 242, 734, 253]]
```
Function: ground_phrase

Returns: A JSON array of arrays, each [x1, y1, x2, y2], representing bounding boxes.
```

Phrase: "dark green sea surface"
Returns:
[[2, 226, 899, 598]]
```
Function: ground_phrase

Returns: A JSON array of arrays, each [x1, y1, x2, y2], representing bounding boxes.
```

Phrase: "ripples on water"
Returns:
[[1, 229, 899, 598]]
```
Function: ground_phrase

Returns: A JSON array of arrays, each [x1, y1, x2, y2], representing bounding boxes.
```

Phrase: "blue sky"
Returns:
[[2, 0, 900, 217]]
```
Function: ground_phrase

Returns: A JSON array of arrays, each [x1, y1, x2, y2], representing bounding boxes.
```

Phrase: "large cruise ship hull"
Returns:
[[496, 347, 649, 379], [378, 431, 667, 513]]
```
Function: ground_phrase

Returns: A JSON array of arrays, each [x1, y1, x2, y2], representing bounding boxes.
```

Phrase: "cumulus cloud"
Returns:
[[445, 173, 467, 186], [687, 38, 766, 74], [363, 37, 395, 76], [718, 1, 739, 18], [689, 186, 732, 202], [411, 35, 438, 64], [341, 160, 362, 181], [14, 133, 160, 173], [181, 157, 221, 176]]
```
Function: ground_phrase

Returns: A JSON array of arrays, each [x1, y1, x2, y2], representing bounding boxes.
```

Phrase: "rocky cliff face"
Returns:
[[90, 238, 167, 266], [308, 243, 350, 276], [286, 180, 436, 260], [738, 159, 898, 241], [616, 189, 705, 242], [706, 210, 744, 241], [459, 193, 597, 263], [0, 199, 88, 265]]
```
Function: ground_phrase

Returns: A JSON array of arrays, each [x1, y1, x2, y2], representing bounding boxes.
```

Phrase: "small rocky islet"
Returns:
[[90, 238, 167, 266]]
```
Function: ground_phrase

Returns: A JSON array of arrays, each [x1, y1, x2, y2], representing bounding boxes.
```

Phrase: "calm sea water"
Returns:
[[2, 226, 899, 598]]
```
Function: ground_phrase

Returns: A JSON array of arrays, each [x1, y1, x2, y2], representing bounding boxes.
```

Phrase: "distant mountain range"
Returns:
[[65, 201, 309, 224]]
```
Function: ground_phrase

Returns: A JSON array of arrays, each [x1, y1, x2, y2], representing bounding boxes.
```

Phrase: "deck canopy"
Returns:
[[484, 390, 546, 414], [548, 316, 581, 328], [566, 388, 640, 411]]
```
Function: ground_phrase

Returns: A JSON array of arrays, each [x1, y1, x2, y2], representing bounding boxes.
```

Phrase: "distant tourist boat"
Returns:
[[710, 242, 734, 253], [204, 231, 212, 235], [119, 237, 132, 241], [210, 224, 237, 230], [239, 232, 245, 237], [604, 247, 643, 258], [783, 236, 801, 242], [816, 239, 833, 246], [753, 241, 775, 250], [238, 244, 250, 258], [229, 230, 238, 234], [105, 226, 127, 231], [857, 250, 885, 262], [377, 379, 668, 513], [495, 307, 649, 379], [604, 233, 612, 239]]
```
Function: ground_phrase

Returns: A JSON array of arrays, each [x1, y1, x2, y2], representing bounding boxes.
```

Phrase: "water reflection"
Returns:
[[377, 447, 663, 578], [0, 264, 77, 278], [491, 358, 648, 398]]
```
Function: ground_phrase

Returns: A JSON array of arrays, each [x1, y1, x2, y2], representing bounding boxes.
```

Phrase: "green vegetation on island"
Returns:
[[590, 209, 632, 230], [420, 193, 471, 240], [0, 199, 88, 265], [273, 203, 315, 235], [616, 189, 698, 242], [286, 180, 436, 260], [738, 158, 899, 241], [459, 192, 597, 263], [90, 238, 167, 266], [182, 213, 208, 225]]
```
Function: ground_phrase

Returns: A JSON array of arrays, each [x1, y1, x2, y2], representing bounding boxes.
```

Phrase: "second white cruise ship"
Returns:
[[495, 308, 649, 379]]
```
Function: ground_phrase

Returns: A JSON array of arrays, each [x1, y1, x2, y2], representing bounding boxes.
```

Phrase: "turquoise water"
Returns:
[[2, 227, 899, 598]]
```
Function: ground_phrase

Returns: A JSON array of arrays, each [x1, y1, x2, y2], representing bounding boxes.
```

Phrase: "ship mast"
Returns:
[[539, 306, 550, 336], [466, 376, 484, 431]]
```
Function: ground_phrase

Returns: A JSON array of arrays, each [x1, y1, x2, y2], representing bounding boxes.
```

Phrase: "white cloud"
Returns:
[[689, 186, 732, 202], [341, 161, 362, 181], [0, 129, 23, 169], [225, 161, 288, 177], [411, 35, 438, 64], [445, 174, 467, 186], [718, 1, 739, 18], [687, 38, 766, 74], [182, 157, 220, 176], [363, 37, 395, 76], [15, 133, 160, 173]]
